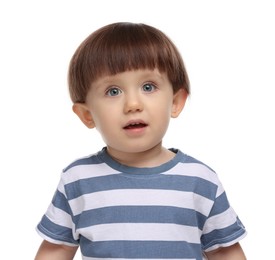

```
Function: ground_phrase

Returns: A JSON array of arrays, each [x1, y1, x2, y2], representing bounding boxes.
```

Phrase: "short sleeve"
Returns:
[[201, 189, 247, 252], [36, 177, 79, 246]]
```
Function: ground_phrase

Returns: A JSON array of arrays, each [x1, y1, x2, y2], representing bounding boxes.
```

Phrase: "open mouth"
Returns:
[[123, 122, 148, 130]]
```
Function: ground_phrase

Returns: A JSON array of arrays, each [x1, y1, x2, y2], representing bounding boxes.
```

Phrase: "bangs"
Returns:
[[87, 23, 172, 78], [68, 23, 189, 103], [96, 35, 159, 75]]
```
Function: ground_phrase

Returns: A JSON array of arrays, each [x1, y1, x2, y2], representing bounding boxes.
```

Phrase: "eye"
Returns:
[[142, 83, 156, 92], [106, 87, 122, 96]]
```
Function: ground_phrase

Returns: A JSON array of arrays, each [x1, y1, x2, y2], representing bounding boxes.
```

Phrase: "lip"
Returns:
[[123, 119, 148, 135], [123, 119, 148, 128]]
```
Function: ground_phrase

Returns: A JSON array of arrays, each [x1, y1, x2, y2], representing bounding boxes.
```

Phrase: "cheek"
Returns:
[[92, 110, 118, 137], [153, 99, 173, 118], [151, 105, 172, 130]]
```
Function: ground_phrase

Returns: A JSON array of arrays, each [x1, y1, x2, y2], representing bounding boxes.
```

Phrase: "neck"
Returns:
[[106, 144, 175, 168]]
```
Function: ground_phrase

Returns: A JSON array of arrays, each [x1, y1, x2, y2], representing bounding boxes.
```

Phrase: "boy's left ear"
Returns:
[[171, 89, 188, 118]]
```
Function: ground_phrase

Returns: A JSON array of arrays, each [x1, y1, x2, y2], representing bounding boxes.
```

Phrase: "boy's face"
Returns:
[[73, 69, 187, 159]]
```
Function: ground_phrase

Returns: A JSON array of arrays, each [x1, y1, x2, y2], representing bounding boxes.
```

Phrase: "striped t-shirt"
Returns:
[[36, 147, 246, 259]]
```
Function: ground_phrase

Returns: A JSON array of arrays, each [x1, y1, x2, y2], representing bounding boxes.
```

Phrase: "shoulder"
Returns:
[[175, 149, 215, 171], [63, 152, 102, 172], [173, 149, 217, 178], [60, 148, 118, 184], [168, 149, 226, 197]]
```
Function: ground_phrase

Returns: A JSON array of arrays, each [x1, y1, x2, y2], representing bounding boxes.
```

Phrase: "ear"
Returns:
[[171, 89, 188, 118], [72, 103, 96, 129]]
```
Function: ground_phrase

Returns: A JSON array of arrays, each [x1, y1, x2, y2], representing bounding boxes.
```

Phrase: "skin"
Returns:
[[73, 69, 187, 167], [35, 240, 78, 260], [205, 242, 246, 259], [35, 69, 246, 259]]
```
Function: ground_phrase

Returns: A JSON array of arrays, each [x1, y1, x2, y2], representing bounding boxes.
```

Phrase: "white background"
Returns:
[[1, 0, 274, 259]]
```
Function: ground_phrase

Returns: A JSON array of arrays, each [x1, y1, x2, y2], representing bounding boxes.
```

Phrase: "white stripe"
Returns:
[[78, 223, 201, 243], [203, 207, 238, 234], [46, 203, 73, 228], [69, 189, 213, 216], [163, 163, 224, 196], [45, 204, 80, 241], [36, 228, 78, 247], [204, 232, 247, 252], [62, 163, 120, 184]]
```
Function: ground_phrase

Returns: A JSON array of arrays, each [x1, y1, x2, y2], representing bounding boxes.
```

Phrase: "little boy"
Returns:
[[35, 22, 247, 259]]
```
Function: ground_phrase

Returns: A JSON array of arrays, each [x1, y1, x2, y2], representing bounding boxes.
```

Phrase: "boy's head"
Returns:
[[68, 22, 190, 104]]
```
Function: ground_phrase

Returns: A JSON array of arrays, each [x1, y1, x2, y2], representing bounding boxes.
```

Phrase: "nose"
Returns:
[[123, 93, 143, 114]]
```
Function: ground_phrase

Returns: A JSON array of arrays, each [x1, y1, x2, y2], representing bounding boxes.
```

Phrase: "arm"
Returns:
[[205, 243, 246, 260], [35, 240, 78, 260]]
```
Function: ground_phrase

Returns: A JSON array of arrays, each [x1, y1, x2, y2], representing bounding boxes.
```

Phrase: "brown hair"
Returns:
[[68, 22, 190, 103]]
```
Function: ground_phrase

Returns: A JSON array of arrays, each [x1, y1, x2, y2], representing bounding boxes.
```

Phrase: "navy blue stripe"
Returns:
[[99, 148, 183, 175], [63, 153, 103, 172], [201, 219, 246, 250], [80, 238, 204, 259], [64, 174, 217, 201], [73, 206, 207, 230], [52, 190, 72, 215], [98, 147, 215, 175], [37, 215, 78, 245], [64, 148, 215, 175], [208, 192, 230, 217]]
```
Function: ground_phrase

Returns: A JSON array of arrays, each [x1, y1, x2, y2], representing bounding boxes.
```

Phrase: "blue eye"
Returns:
[[106, 87, 122, 96], [142, 83, 156, 92]]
